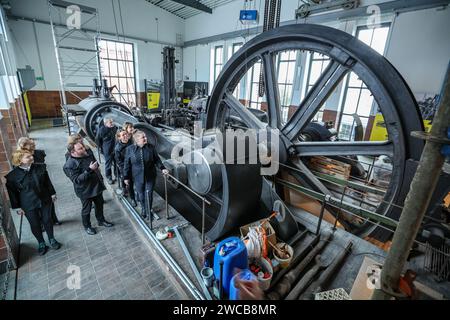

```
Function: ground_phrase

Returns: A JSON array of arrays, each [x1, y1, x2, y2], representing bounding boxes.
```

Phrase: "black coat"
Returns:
[[95, 125, 117, 155], [5, 164, 56, 212], [63, 152, 106, 200], [33, 149, 46, 164], [114, 140, 132, 175], [123, 144, 165, 185]]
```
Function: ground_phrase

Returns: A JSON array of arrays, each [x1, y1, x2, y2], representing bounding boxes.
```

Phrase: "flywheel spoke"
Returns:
[[261, 52, 282, 129], [290, 159, 333, 196], [294, 141, 395, 157], [222, 92, 266, 130], [282, 60, 350, 140]]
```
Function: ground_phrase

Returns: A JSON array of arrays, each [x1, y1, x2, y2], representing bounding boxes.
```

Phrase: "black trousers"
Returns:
[[25, 201, 54, 243], [135, 179, 155, 216], [51, 203, 59, 223], [104, 151, 115, 180], [80, 193, 106, 228], [118, 170, 135, 200]]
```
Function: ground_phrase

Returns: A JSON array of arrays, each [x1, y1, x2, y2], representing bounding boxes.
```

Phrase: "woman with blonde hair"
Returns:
[[5, 150, 61, 255], [17, 137, 61, 225], [122, 122, 135, 135], [17, 137, 46, 164]]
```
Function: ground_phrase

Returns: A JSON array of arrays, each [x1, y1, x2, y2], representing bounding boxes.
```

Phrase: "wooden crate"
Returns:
[[309, 156, 351, 181]]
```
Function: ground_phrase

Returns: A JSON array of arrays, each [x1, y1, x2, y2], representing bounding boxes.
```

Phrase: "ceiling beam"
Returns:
[[169, 0, 212, 14]]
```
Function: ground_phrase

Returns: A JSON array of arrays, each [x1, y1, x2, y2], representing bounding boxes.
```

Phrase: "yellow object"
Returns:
[[183, 98, 190, 104], [147, 92, 160, 109], [443, 192, 450, 209], [23, 91, 32, 125], [370, 113, 433, 141]]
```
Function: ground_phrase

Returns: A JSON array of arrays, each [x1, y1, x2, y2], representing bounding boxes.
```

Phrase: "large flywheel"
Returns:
[[206, 24, 424, 240]]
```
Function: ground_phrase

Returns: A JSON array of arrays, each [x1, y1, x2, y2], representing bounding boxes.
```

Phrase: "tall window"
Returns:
[[277, 50, 297, 123], [337, 24, 390, 141], [247, 61, 264, 110], [98, 39, 136, 107], [213, 45, 224, 81], [230, 42, 243, 99], [305, 52, 331, 122]]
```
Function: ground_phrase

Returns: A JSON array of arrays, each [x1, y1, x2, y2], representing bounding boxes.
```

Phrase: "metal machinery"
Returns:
[[73, 24, 449, 247]]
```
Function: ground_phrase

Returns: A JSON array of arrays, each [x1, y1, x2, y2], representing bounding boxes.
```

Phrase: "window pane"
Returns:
[[215, 47, 222, 64], [280, 51, 290, 61], [215, 66, 222, 79], [107, 41, 117, 59], [109, 77, 119, 89], [116, 42, 125, 60], [286, 62, 295, 84], [339, 115, 355, 140], [109, 60, 118, 77], [309, 61, 323, 84], [278, 62, 288, 84], [358, 29, 373, 46], [279, 85, 286, 105], [349, 72, 363, 88], [126, 61, 134, 77], [282, 85, 292, 106], [371, 27, 390, 54], [343, 88, 360, 114], [118, 61, 125, 77], [358, 89, 374, 117]]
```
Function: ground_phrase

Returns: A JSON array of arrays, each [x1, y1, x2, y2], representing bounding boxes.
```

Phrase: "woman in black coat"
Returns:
[[17, 137, 60, 225], [5, 150, 61, 255], [114, 130, 136, 206], [123, 130, 168, 219]]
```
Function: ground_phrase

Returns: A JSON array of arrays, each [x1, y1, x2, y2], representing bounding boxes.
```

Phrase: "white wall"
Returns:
[[7, 0, 185, 91], [1, 7, 21, 110], [386, 7, 450, 95]]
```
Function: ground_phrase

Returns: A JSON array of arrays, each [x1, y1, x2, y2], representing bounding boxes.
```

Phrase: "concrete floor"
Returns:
[[3, 126, 185, 300]]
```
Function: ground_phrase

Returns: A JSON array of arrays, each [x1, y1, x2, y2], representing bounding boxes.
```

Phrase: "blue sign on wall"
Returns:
[[239, 10, 258, 24]]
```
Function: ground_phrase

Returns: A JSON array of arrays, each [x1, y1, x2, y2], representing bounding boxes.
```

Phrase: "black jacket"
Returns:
[[114, 140, 132, 175], [33, 149, 46, 164], [123, 144, 165, 184], [5, 164, 56, 212], [95, 125, 117, 155], [63, 152, 106, 200]]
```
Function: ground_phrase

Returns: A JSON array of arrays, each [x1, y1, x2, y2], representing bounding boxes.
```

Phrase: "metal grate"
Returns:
[[315, 288, 352, 300], [424, 243, 450, 282]]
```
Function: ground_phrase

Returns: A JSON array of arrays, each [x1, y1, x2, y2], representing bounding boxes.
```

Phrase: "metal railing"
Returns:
[[163, 172, 212, 245]]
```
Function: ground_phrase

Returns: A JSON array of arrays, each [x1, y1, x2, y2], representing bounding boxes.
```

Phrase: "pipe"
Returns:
[[266, 231, 333, 300], [372, 64, 450, 299], [269, 233, 320, 290], [173, 226, 213, 300], [120, 197, 204, 300]]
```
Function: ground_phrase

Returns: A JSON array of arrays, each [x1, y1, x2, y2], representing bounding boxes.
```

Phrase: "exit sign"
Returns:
[[240, 10, 258, 24]]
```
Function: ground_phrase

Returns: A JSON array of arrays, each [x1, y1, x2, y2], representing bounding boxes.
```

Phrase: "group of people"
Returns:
[[94, 119, 168, 219], [4, 119, 168, 256]]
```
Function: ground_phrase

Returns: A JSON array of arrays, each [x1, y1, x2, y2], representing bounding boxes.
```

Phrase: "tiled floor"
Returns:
[[5, 127, 184, 300]]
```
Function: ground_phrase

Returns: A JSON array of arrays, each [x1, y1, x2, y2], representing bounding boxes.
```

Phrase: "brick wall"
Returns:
[[0, 98, 28, 274], [26, 90, 91, 119], [26, 91, 148, 118]]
